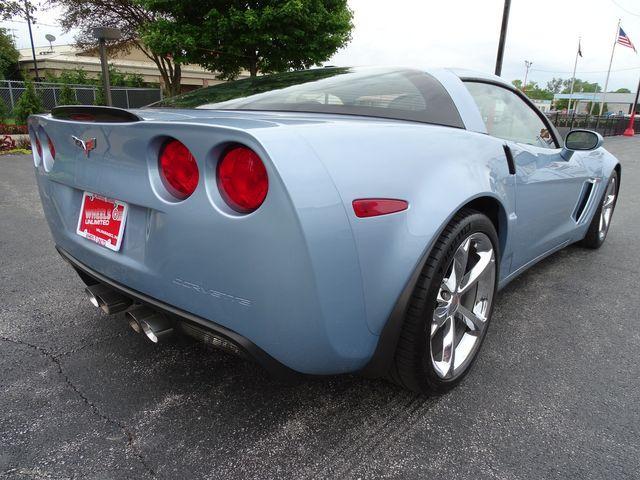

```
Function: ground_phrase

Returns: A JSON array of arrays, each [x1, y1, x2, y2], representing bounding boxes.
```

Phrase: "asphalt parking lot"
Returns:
[[1, 136, 639, 480]]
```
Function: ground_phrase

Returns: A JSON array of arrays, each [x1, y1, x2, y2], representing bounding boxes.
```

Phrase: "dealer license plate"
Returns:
[[76, 192, 128, 252]]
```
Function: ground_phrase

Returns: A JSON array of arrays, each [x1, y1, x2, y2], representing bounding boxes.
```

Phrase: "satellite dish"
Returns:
[[45, 34, 56, 51]]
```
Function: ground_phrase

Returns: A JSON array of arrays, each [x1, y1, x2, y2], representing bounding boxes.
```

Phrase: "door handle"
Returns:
[[502, 145, 516, 175]]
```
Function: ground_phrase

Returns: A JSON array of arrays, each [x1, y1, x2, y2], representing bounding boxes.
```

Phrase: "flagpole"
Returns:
[[599, 19, 620, 117], [567, 37, 581, 115]]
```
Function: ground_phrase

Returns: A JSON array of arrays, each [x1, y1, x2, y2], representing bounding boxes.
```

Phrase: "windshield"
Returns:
[[149, 67, 463, 128]]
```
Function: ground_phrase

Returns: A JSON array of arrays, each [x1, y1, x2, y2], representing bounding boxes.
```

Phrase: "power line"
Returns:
[[531, 66, 640, 74], [1, 19, 60, 28], [611, 0, 640, 16]]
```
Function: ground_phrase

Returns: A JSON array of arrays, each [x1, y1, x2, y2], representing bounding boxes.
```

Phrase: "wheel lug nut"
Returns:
[[441, 291, 451, 301]]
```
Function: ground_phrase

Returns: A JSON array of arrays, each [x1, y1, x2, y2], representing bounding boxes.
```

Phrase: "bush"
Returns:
[[13, 79, 43, 124], [0, 97, 9, 124], [58, 83, 76, 105], [94, 83, 105, 106], [0, 124, 27, 134]]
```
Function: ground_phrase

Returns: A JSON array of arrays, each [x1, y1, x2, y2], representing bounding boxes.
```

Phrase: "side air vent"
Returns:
[[573, 180, 595, 223], [51, 106, 141, 123]]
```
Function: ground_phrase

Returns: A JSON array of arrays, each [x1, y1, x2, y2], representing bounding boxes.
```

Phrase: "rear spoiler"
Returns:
[[51, 106, 142, 123]]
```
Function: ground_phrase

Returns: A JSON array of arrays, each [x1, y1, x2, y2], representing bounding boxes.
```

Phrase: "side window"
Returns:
[[464, 81, 556, 148]]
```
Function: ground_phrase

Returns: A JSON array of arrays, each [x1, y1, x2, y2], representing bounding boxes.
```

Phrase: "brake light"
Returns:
[[158, 139, 199, 200], [47, 136, 56, 160], [217, 146, 268, 213], [352, 199, 409, 218], [35, 136, 42, 159]]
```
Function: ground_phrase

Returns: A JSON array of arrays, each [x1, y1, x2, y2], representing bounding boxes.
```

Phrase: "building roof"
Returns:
[[18, 43, 238, 87]]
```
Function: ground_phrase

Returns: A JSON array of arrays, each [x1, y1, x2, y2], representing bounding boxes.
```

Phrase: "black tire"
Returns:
[[580, 170, 619, 249], [388, 209, 499, 394]]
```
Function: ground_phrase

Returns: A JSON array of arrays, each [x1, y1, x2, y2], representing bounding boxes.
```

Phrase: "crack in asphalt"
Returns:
[[54, 332, 125, 358], [0, 336, 157, 479]]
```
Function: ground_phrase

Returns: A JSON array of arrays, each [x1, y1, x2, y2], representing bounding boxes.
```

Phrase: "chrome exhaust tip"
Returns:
[[85, 284, 112, 309], [126, 307, 174, 343], [85, 284, 133, 314], [128, 315, 142, 334]]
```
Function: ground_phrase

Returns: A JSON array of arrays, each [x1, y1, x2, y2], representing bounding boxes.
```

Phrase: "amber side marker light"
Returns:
[[352, 199, 409, 218]]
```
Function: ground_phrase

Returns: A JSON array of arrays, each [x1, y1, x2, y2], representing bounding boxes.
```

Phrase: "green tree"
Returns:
[[0, 97, 10, 123], [58, 83, 76, 105], [615, 88, 631, 93], [13, 78, 43, 124], [561, 78, 601, 93], [52, 0, 183, 96], [0, 27, 20, 80], [138, 0, 354, 79], [0, 1, 35, 19], [546, 77, 563, 94], [510, 79, 553, 100]]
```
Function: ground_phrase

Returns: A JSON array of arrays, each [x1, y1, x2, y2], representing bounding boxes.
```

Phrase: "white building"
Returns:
[[531, 99, 552, 112], [553, 92, 637, 115]]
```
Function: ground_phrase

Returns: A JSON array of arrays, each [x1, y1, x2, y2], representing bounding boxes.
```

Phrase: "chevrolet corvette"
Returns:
[[30, 67, 620, 393]]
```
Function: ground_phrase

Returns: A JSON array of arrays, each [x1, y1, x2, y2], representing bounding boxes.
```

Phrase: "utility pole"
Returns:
[[24, 0, 39, 81], [523, 61, 533, 92], [495, 0, 512, 76]]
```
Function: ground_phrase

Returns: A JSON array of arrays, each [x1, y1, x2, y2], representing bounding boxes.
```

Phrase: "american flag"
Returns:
[[617, 27, 637, 53]]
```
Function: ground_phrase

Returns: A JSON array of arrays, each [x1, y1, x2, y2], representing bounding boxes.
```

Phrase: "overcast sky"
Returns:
[[3, 0, 640, 91]]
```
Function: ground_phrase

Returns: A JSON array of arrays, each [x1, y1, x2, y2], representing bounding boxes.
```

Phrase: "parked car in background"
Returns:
[[29, 67, 620, 393]]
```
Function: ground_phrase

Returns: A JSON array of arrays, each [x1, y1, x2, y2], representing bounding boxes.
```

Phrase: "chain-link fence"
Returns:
[[0, 80, 162, 113]]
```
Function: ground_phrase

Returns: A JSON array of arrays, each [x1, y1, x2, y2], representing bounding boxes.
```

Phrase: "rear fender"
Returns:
[[293, 122, 516, 339]]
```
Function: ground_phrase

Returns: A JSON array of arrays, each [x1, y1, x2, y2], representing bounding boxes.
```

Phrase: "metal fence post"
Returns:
[[125, 89, 130, 109], [8, 81, 15, 109]]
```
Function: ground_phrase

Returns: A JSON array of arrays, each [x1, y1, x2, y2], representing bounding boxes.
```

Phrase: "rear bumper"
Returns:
[[57, 246, 300, 381]]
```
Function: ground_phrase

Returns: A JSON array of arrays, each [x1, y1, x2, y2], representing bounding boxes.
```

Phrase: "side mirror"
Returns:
[[562, 130, 603, 160]]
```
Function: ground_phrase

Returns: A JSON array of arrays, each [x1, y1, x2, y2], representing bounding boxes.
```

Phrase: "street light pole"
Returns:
[[24, 0, 39, 81], [92, 27, 121, 107], [495, 0, 512, 76]]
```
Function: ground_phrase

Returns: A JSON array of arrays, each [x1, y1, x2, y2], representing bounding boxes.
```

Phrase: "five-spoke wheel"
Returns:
[[431, 232, 495, 379], [390, 209, 499, 393], [581, 170, 619, 249]]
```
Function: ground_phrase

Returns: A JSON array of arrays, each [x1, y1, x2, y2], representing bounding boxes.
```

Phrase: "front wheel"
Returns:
[[580, 170, 619, 249], [389, 209, 499, 394]]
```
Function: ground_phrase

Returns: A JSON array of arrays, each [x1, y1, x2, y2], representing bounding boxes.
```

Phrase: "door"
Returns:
[[464, 81, 591, 272]]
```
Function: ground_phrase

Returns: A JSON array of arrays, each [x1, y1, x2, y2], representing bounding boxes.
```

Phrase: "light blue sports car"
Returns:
[[30, 67, 620, 393]]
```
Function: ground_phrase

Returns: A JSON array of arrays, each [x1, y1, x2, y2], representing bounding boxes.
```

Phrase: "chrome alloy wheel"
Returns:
[[430, 232, 496, 379], [598, 176, 617, 240]]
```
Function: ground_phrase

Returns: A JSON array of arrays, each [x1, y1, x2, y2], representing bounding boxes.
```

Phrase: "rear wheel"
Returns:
[[580, 170, 618, 249], [389, 209, 499, 394]]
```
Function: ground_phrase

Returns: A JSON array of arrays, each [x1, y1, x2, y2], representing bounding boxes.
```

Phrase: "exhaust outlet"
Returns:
[[85, 284, 133, 314], [85, 284, 113, 309], [126, 307, 174, 343]]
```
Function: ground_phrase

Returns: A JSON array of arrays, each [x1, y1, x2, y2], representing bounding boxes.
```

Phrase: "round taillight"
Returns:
[[217, 146, 268, 213], [158, 139, 199, 200], [35, 136, 42, 159], [48, 136, 56, 160]]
